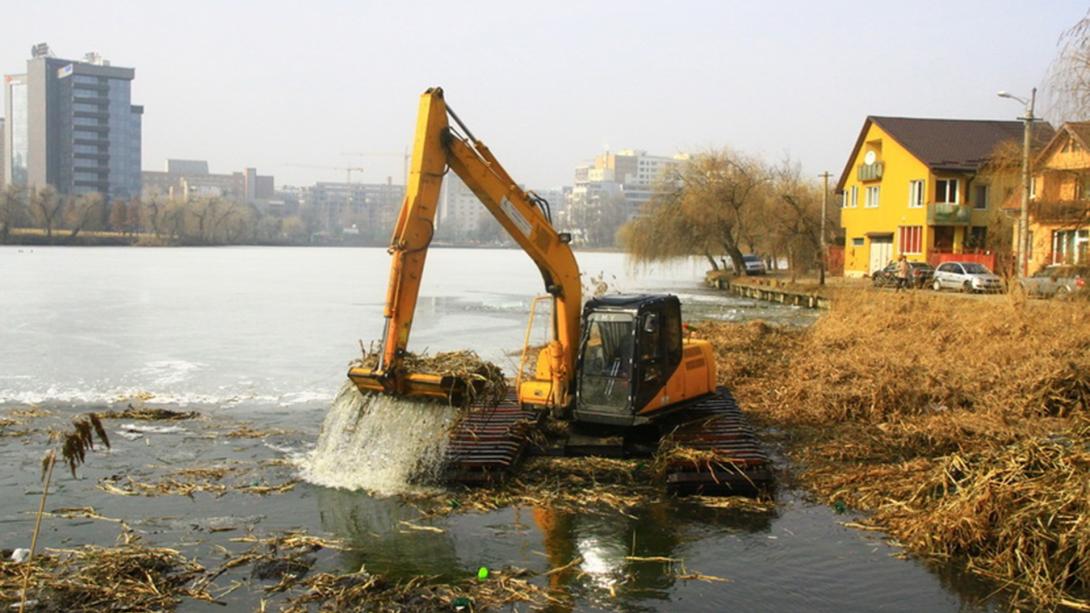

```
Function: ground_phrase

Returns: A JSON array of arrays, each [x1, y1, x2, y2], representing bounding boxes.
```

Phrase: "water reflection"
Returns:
[[534, 502, 776, 608], [316, 487, 461, 578]]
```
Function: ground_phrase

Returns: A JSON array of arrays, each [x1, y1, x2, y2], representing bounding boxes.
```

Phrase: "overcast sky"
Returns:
[[3, 1, 1085, 188]]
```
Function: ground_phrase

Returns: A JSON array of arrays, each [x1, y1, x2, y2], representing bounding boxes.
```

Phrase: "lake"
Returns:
[[0, 246, 998, 611]]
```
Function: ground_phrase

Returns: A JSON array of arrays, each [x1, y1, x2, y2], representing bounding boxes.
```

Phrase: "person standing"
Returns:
[[895, 255, 911, 292]]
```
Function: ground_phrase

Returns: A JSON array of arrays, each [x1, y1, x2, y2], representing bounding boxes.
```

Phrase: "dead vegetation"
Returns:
[[0, 541, 213, 611], [98, 463, 297, 498], [281, 567, 561, 612], [695, 291, 1090, 610], [415, 457, 663, 518], [353, 349, 508, 407], [1, 529, 560, 612], [97, 405, 200, 420]]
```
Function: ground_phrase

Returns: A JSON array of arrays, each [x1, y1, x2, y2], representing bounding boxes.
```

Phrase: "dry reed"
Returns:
[[694, 290, 1090, 609]]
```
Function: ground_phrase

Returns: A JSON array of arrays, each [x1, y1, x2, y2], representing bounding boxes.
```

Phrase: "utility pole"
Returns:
[[818, 171, 833, 286], [999, 88, 1037, 278], [1019, 89, 1036, 278]]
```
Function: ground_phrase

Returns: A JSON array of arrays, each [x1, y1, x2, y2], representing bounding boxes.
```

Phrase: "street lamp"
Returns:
[[997, 88, 1036, 278]]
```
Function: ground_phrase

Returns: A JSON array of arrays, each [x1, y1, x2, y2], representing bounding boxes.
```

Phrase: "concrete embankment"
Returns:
[[705, 271, 830, 309]]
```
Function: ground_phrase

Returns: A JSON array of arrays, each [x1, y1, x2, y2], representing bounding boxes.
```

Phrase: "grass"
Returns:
[[692, 290, 1090, 610]]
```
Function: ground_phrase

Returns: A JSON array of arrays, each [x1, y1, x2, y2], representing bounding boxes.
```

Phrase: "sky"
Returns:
[[2, 1, 1086, 189]]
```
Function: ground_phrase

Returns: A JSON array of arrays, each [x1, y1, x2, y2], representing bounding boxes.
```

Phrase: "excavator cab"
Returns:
[[573, 294, 690, 427]]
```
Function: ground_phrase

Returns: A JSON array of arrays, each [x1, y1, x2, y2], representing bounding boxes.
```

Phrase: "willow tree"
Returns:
[[1046, 10, 1090, 121], [619, 149, 768, 273], [764, 161, 827, 281]]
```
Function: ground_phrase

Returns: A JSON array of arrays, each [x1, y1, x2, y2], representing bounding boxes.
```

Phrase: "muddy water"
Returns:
[[0, 246, 1001, 611]]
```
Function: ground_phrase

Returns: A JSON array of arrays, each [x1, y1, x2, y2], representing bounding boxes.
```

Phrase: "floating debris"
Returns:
[[98, 405, 200, 421], [281, 566, 561, 612], [0, 542, 213, 611]]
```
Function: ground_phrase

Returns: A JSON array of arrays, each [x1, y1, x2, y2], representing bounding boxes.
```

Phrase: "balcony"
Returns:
[[1029, 200, 1090, 224], [927, 202, 971, 226]]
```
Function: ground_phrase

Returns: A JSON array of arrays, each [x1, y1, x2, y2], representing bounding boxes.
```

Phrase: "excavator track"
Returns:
[[442, 393, 539, 485], [657, 386, 772, 495], [442, 387, 771, 495]]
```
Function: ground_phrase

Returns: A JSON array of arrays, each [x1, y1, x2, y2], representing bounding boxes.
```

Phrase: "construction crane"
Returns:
[[341, 151, 410, 186], [285, 164, 366, 184]]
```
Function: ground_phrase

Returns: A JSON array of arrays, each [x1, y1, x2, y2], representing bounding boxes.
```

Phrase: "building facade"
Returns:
[[303, 180, 403, 238], [570, 149, 687, 217], [142, 160, 274, 206], [2, 46, 142, 201], [836, 116, 1048, 276], [1011, 122, 1090, 270]]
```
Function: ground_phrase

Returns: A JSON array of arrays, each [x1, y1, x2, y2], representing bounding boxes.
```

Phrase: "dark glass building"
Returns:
[[3, 47, 142, 201]]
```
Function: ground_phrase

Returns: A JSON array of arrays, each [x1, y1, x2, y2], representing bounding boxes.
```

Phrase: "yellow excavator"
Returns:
[[348, 87, 768, 492]]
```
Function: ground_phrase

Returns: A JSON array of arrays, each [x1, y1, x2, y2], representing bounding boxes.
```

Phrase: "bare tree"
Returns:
[[0, 185, 27, 242], [621, 149, 769, 273], [1045, 10, 1090, 122], [108, 200, 129, 235], [29, 187, 66, 243], [65, 193, 106, 240], [766, 161, 826, 281]]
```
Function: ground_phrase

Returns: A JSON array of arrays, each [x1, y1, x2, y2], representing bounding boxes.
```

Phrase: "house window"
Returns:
[[852, 237, 864, 246], [1052, 229, 1090, 264], [899, 225, 923, 254], [1030, 177, 1037, 200], [935, 179, 959, 204], [908, 180, 924, 208], [973, 184, 988, 210], [865, 186, 880, 208]]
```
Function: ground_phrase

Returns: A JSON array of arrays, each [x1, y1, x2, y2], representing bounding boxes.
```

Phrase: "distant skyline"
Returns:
[[3, 1, 1086, 189]]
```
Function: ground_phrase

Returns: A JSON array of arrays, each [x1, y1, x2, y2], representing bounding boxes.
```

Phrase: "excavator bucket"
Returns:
[[346, 365, 482, 406]]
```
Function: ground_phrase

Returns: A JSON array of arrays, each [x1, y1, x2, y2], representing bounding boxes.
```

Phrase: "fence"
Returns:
[[926, 250, 997, 271]]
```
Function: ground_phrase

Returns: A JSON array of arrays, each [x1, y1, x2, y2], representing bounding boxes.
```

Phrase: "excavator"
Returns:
[[347, 87, 769, 493]]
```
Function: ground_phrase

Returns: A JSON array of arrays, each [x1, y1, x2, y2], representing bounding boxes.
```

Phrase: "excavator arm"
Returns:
[[348, 87, 581, 410]]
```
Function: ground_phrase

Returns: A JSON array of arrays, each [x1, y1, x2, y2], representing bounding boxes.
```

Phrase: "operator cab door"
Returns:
[[632, 299, 683, 414]]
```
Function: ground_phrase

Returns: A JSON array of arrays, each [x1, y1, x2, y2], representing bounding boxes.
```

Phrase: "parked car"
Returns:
[[1018, 264, 1089, 298], [931, 261, 1004, 293], [871, 261, 935, 288], [742, 254, 767, 275]]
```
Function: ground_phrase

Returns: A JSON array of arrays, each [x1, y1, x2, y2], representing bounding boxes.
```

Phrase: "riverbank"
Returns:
[[693, 291, 1090, 610]]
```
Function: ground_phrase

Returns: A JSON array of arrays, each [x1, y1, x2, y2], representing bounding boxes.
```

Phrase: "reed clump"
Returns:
[[0, 543, 211, 611], [282, 567, 561, 612], [695, 290, 1090, 609]]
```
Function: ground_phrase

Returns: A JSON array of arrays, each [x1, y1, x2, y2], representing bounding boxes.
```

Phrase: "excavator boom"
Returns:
[[348, 87, 581, 409]]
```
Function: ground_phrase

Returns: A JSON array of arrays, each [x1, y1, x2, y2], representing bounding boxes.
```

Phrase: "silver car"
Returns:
[[742, 254, 767, 275], [931, 261, 1004, 293], [1018, 265, 1089, 298]]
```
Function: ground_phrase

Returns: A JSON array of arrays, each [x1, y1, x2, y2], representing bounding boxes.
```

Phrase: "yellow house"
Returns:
[[836, 116, 1035, 276], [1007, 122, 1090, 271]]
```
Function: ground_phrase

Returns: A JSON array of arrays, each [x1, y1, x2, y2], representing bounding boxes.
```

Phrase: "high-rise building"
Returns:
[[2, 45, 142, 201], [0, 117, 5, 189], [438, 174, 486, 239], [3, 74, 28, 187]]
